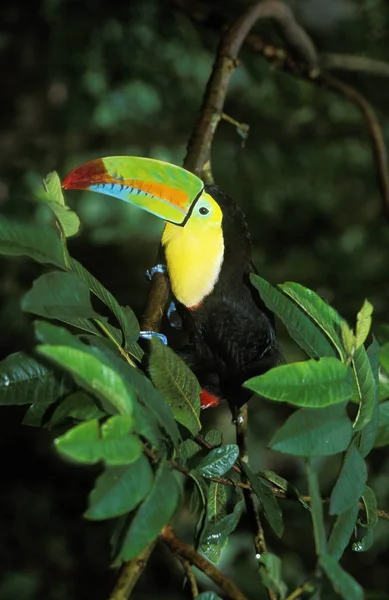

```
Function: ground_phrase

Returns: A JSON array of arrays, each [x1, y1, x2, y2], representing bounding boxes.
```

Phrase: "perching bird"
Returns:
[[62, 157, 280, 413]]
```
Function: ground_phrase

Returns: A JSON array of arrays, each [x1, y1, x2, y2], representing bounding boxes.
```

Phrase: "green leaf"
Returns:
[[361, 486, 378, 528], [42, 172, 80, 237], [352, 345, 377, 432], [22, 271, 104, 321], [197, 593, 223, 600], [38, 345, 135, 415], [242, 464, 283, 537], [258, 553, 287, 600], [251, 275, 337, 359], [380, 342, 389, 375], [198, 445, 239, 478], [49, 391, 106, 427], [352, 528, 374, 553], [341, 322, 356, 358], [0, 351, 70, 425], [280, 281, 346, 360], [355, 300, 373, 349], [205, 429, 223, 447], [307, 459, 326, 556], [43, 171, 66, 206], [320, 555, 363, 600], [374, 400, 389, 447], [0, 216, 66, 267], [120, 462, 182, 560], [330, 444, 367, 515], [269, 404, 352, 456], [55, 416, 142, 465], [80, 337, 181, 447], [200, 481, 227, 563], [149, 338, 201, 435], [85, 454, 154, 520], [200, 487, 245, 564], [261, 470, 309, 510], [69, 258, 141, 357], [245, 358, 353, 408], [328, 504, 359, 560], [355, 339, 379, 455]]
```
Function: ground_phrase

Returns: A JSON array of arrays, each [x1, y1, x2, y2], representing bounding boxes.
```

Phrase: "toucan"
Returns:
[[62, 157, 280, 412]]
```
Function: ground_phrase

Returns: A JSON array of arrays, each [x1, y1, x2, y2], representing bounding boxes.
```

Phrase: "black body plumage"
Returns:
[[175, 185, 280, 411]]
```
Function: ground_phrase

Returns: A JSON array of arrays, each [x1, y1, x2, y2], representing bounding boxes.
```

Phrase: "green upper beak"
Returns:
[[62, 156, 204, 225]]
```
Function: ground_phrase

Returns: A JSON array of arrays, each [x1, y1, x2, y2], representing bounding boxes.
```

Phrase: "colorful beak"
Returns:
[[62, 156, 204, 225]]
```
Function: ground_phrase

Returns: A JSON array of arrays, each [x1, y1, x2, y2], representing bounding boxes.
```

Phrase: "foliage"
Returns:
[[0, 172, 388, 600]]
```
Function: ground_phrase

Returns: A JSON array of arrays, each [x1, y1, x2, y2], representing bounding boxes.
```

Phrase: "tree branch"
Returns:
[[161, 525, 250, 600], [321, 53, 389, 78], [108, 542, 156, 600]]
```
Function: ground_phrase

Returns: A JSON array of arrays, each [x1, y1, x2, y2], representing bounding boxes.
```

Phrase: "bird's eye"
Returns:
[[199, 206, 209, 215]]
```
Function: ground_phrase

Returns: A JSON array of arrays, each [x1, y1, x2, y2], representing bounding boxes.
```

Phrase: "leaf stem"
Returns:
[[160, 525, 250, 600], [178, 557, 199, 598], [95, 320, 136, 368]]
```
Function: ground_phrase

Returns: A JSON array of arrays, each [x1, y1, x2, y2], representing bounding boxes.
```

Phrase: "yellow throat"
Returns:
[[162, 192, 224, 308]]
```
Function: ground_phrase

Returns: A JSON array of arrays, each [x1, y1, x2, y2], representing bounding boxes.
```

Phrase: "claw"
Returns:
[[146, 264, 167, 281], [139, 331, 168, 345]]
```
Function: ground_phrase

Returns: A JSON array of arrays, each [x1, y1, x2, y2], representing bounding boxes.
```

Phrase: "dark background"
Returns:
[[1, 0, 389, 598]]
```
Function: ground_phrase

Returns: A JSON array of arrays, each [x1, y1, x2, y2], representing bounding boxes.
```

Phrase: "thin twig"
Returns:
[[108, 542, 156, 600], [179, 557, 199, 598], [317, 74, 389, 219], [321, 53, 389, 78], [161, 525, 250, 600]]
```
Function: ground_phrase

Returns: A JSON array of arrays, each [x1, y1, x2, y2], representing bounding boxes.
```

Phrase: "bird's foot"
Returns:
[[139, 331, 168, 345], [146, 264, 167, 280]]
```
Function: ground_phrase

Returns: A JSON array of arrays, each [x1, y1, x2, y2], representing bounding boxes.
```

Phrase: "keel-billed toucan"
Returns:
[[62, 157, 280, 412]]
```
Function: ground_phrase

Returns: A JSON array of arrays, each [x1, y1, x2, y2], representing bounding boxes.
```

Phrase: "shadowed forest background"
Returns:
[[1, 0, 389, 598]]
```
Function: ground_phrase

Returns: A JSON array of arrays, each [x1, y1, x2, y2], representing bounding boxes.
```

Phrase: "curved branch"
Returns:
[[321, 53, 389, 78], [318, 74, 389, 219], [161, 525, 250, 600], [184, 0, 317, 177]]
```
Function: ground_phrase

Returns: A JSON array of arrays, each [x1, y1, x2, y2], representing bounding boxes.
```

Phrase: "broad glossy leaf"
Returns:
[[55, 416, 142, 465], [82, 337, 180, 447], [38, 345, 135, 415], [85, 454, 153, 520], [0, 351, 70, 425], [280, 281, 345, 359], [352, 345, 377, 432], [374, 401, 389, 447], [197, 594, 223, 600], [245, 358, 353, 408], [269, 404, 352, 456], [120, 462, 182, 560], [320, 555, 363, 600], [22, 271, 103, 320], [149, 338, 201, 435], [0, 217, 66, 268], [328, 504, 359, 560], [177, 438, 202, 463], [258, 553, 287, 600], [355, 300, 373, 349], [200, 487, 244, 564], [69, 258, 141, 357], [341, 322, 356, 357], [330, 444, 367, 515], [353, 528, 374, 553], [200, 481, 227, 563], [251, 275, 336, 359], [198, 445, 239, 478], [49, 391, 105, 427], [355, 339, 379, 455], [307, 459, 326, 556], [243, 464, 283, 537]]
